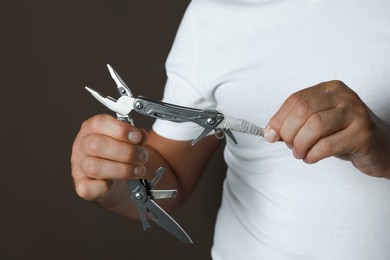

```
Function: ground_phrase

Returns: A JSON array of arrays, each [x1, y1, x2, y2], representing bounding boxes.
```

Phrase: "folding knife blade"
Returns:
[[144, 200, 193, 244]]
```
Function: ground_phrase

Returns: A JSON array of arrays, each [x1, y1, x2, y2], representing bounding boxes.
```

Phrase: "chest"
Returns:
[[195, 0, 390, 124]]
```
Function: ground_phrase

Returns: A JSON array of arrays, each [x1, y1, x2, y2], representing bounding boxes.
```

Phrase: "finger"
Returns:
[[80, 157, 146, 180], [74, 177, 111, 201], [276, 91, 335, 144], [265, 81, 349, 143], [303, 127, 355, 164], [265, 84, 328, 143], [292, 106, 351, 159], [138, 128, 149, 146], [83, 114, 144, 144], [81, 134, 149, 164]]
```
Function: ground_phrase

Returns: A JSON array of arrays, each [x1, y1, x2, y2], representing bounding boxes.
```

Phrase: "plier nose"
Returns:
[[85, 86, 135, 115]]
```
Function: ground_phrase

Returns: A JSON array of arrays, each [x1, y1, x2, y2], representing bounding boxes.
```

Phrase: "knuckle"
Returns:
[[318, 138, 335, 155], [346, 91, 361, 106], [71, 142, 82, 166], [323, 80, 347, 94], [280, 129, 293, 145], [290, 93, 310, 117], [328, 79, 345, 87], [121, 144, 139, 163], [81, 157, 101, 176], [270, 116, 283, 128], [87, 114, 130, 139], [329, 80, 346, 90], [88, 114, 107, 132], [80, 119, 90, 132], [117, 164, 133, 179], [84, 135, 103, 155], [331, 81, 360, 102], [117, 120, 132, 134], [75, 182, 94, 201], [122, 145, 138, 163], [70, 152, 78, 168], [307, 113, 326, 130]]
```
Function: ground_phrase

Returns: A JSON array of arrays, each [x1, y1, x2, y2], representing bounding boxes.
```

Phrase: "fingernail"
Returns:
[[292, 149, 300, 159], [134, 166, 146, 177], [138, 149, 149, 163], [264, 128, 278, 142], [128, 131, 141, 143]]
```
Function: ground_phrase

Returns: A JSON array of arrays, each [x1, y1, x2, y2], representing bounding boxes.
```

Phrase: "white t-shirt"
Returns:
[[153, 0, 390, 259]]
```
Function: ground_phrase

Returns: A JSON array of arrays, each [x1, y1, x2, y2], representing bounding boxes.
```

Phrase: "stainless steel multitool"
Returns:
[[84, 64, 264, 243]]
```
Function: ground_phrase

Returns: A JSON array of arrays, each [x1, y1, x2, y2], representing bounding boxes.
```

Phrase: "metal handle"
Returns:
[[133, 96, 223, 128]]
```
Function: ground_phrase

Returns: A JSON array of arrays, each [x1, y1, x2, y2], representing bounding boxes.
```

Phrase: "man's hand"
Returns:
[[70, 113, 221, 218], [70, 114, 149, 201], [265, 80, 390, 178]]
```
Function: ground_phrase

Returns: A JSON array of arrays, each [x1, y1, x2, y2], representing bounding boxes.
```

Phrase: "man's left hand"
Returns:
[[265, 80, 390, 178]]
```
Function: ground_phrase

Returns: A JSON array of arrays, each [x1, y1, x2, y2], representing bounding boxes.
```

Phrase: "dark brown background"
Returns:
[[0, 1, 226, 259]]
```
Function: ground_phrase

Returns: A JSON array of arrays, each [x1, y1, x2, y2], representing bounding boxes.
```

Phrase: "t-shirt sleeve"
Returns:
[[152, 2, 215, 141]]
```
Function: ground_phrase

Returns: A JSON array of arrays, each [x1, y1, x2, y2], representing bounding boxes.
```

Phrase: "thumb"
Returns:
[[264, 124, 281, 143]]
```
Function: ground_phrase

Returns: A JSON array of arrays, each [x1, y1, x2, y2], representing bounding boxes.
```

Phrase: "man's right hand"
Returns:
[[70, 114, 149, 201]]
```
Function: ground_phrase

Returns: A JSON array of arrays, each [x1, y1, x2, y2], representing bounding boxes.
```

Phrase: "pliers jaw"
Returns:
[[85, 63, 136, 116], [85, 86, 135, 115], [106, 64, 133, 98]]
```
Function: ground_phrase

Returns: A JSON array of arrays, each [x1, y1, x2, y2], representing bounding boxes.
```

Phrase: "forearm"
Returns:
[[366, 116, 390, 178]]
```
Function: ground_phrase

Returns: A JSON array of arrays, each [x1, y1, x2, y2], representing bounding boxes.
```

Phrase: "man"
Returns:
[[71, 0, 390, 258]]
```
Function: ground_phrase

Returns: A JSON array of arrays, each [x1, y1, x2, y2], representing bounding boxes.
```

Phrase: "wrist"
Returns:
[[351, 113, 390, 178], [368, 118, 390, 178], [96, 180, 136, 218]]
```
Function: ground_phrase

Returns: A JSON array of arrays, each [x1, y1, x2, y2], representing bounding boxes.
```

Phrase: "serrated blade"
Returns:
[[217, 116, 264, 137]]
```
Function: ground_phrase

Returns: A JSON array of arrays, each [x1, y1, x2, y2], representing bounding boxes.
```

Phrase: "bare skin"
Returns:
[[70, 80, 390, 219], [265, 80, 390, 178], [71, 114, 221, 218]]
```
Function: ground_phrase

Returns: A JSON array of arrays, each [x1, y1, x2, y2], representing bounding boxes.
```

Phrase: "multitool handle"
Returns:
[[133, 96, 224, 129]]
